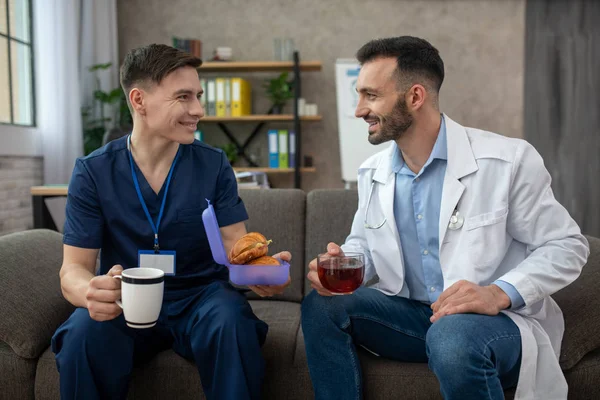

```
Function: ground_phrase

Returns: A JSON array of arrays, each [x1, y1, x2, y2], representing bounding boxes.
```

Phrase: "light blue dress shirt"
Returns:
[[392, 115, 524, 308]]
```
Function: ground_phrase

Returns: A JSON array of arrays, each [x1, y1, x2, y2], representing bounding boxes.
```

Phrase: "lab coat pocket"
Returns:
[[465, 207, 509, 268]]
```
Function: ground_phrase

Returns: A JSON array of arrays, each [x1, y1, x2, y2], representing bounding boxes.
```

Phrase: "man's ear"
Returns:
[[129, 88, 145, 116], [407, 84, 427, 111]]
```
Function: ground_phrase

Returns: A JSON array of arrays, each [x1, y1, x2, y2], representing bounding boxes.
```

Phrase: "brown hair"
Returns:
[[120, 44, 202, 111]]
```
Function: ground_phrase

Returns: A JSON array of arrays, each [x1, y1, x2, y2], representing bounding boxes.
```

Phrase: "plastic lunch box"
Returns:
[[202, 200, 290, 285]]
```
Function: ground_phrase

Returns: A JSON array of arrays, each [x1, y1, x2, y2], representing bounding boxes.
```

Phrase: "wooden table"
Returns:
[[30, 185, 68, 231]]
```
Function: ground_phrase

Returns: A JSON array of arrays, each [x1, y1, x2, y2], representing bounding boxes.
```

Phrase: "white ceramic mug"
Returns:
[[113, 267, 164, 329]]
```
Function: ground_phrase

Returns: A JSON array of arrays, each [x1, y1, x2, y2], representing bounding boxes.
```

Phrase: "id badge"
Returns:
[[138, 250, 176, 276]]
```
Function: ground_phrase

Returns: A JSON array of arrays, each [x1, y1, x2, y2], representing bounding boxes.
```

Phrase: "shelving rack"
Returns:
[[198, 52, 322, 188]]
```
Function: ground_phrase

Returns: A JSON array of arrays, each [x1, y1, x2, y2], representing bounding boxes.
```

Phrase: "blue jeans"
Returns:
[[301, 287, 521, 400], [52, 281, 268, 400]]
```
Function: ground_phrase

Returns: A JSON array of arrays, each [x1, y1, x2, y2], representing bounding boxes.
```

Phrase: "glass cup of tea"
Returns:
[[317, 252, 365, 295]]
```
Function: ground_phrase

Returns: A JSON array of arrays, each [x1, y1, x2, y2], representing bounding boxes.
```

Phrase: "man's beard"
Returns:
[[368, 97, 413, 145]]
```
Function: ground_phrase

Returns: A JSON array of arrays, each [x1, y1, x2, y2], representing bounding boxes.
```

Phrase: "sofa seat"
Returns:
[[34, 301, 303, 400], [294, 325, 600, 400]]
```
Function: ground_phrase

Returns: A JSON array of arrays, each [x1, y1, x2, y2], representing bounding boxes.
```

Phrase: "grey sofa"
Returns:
[[1, 189, 600, 399]]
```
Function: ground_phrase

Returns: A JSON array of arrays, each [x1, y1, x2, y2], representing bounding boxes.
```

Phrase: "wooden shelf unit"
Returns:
[[234, 167, 316, 174], [198, 53, 321, 188], [201, 115, 321, 122], [31, 186, 68, 196], [199, 61, 322, 72]]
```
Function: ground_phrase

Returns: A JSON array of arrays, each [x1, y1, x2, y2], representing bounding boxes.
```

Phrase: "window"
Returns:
[[0, 0, 33, 126]]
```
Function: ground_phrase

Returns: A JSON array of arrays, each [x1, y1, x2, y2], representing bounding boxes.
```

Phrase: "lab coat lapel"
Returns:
[[439, 115, 478, 246], [371, 144, 400, 244]]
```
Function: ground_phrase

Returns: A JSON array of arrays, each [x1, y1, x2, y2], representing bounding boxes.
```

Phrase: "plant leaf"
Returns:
[[88, 62, 113, 72]]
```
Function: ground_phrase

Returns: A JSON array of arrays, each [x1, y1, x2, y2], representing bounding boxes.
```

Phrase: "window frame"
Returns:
[[0, 0, 35, 127]]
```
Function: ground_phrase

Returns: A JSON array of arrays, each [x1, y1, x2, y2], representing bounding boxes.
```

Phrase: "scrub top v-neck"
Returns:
[[63, 136, 248, 299]]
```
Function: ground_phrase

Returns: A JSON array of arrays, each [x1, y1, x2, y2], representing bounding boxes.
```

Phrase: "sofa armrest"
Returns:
[[0, 229, 74, 359], [555, 235, 600, 370]]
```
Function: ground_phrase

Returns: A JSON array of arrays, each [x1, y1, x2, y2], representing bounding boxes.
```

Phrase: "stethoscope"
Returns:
[[448, 209, 464, 230], [363, 180, 465, 231]]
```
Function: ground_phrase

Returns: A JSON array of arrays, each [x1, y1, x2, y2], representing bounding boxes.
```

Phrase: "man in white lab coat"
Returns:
[[301, 36, 589, 400]]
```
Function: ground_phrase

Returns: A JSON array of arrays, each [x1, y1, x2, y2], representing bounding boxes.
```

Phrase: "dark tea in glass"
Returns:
[[317, 252, 365, 294]]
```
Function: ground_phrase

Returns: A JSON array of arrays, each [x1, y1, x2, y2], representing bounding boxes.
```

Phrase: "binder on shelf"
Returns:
[[289, 130, 296, 168], [268, 130, 279, 168], [224, 79, 232, 116], [278, 130, 289, 169], [200, 79, 207, 110], [206, 79, 216, 116], [215, 78, 226, 117], [231, 78, 251, 116]]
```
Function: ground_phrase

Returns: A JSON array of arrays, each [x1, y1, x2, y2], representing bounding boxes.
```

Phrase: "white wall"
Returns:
[[0, 125, 42, 156]]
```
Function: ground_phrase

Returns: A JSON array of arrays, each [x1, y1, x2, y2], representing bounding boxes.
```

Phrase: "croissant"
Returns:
[[245, 255, 281, 266], [228, 232, 272, 264]]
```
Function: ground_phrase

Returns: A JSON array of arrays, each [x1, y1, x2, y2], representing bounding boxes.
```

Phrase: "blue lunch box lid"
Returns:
[[201, 199, 232, 267]]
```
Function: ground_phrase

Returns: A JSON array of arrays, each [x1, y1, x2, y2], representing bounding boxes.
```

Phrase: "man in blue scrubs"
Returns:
[[52, 44, 291, 400]]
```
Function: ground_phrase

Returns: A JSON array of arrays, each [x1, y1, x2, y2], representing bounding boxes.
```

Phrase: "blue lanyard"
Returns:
[[127, 135, 180, 252]]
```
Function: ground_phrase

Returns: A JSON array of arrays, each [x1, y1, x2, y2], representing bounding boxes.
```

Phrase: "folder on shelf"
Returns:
[[278, 130, 289, 169], [200, 78, 207, 111], [289, 130, 296, 168], [231, 78, 251, 116], [268, 130, 279, 168], [206, 79, 216, 116], [224, 79, 232, 116], [215, 78, 226, 117]]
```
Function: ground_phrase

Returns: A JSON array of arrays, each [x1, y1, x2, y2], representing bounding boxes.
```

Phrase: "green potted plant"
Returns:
[[81, 63, 133, 155], [263, 72, 294, 114], [217, 142, 239, 165]]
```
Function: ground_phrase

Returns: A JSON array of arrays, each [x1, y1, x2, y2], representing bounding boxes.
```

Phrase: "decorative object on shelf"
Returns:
[[263, 72, 294, 114], [304, 155, 314, 167], [235, 171, 270, 189], [297, 98, 306, 116], [172, 37, 202, 58], [213, 47, 233, 61], [81, 62, 132, 155], [304, 103, 319, 116], [273, 38, 295, 61]]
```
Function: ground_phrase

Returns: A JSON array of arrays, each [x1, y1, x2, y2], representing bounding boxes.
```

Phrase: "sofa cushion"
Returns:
[[0, 340, 36, 400], [239, 189, 306, 302], [554, 235, 600, 370], [563, 348, 600, 399], [0, 229, 74, 359], [305, 189, 358, 295], [34, 301, 302, 400]]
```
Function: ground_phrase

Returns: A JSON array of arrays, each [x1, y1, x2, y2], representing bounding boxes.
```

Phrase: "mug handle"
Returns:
[[113, 275, 123, 309]]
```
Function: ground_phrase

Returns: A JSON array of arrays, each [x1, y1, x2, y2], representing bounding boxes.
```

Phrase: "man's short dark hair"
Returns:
[[120, 44, 202, 108], [356, 36, 444, 93]]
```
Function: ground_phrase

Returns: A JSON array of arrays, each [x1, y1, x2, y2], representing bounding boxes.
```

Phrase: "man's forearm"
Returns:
[[60, 264, 95, 308]]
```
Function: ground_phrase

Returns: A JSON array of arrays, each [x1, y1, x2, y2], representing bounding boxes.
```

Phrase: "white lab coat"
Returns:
[[341, 114, 590, 399]]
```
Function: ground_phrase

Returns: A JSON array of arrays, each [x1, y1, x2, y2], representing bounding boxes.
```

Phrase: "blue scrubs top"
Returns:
[[63, 136, 248, 299]]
